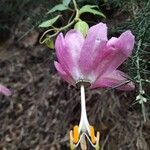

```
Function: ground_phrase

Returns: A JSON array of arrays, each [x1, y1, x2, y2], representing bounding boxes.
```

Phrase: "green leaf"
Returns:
[[39, 15, 60, 28], [63, 0, 71, 6], [47, 4, 68, 14], [79, 5, 106, 18]]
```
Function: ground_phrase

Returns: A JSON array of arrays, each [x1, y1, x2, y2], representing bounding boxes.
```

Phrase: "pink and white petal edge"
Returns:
[[79, 23, 108, 74], [91, 70, 135, 91], [54, 61, 75, 85], [55, 33, 75, 74], [107, 30, 135, 56], [65, 29, 84, 60]]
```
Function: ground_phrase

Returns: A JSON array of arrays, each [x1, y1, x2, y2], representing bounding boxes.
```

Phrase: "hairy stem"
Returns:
[[136, 39, 147, 121]]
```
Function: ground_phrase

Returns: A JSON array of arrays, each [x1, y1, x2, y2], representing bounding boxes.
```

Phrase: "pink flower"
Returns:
[[54, 22, 135, 91], [0, 84, 11, 96]]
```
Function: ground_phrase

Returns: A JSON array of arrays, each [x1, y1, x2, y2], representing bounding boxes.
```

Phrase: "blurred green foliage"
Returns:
[[129, 1, 150, 120], [0, 0, 57, 40], [106, 0, 150, 120]]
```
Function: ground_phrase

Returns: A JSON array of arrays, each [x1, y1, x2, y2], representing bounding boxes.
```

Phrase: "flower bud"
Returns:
[[74, 20, 89, 37], [45, 38, 54, 49]]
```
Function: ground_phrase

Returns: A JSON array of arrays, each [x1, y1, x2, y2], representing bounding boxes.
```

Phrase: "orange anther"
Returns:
[[73, 125, 79, 144], [90, 126, 96, 144]]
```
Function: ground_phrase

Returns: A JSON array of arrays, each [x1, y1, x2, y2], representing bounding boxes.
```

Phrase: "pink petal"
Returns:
[[55, 33, 75, 76], [105, 30, 135, 73], [108, 30, 135, 56], [55, 31, 84, 81], [65, 29, 84, 61], [54, 61, 75, 85], [0, 84, 11, 96], [91, 70, 135, 91], [79, 23, 108, 75], [92, 31, 135, 79]]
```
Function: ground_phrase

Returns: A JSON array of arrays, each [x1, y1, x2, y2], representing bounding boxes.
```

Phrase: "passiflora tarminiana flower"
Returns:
[[54, 22, 135, 149]]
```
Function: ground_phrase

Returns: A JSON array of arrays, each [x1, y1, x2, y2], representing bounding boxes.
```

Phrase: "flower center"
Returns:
[[76, 79, 91, 88]]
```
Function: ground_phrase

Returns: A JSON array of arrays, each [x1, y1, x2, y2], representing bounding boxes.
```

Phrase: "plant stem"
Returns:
[[72, 0, 78, 12], [136, 39, 147, 121], [40, 0, 80, 44], [136, 40, 142, 93]]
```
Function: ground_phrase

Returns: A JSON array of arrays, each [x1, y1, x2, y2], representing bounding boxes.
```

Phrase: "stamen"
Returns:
[[73, 125, 79, 144], [90, 126, 96, 144]]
